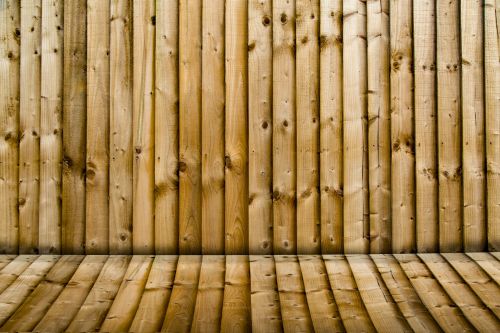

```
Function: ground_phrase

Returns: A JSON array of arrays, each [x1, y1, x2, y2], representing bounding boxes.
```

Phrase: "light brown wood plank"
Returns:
[[323, 255, 376, 332], [161, 255, 202, 332], [319, 0, 343, 254], [66, 255, 130, 332], [273, 0, 296, 255], [0, 255, 38, 294], [221, 255, 251, 332], [467, 252, 500, 285], [299, 255, 344, 332], [249, 255, 283, 333], [0, 255, 16, 271], [100, 255, 154, 332], [248, 0, 273, 255], [109, 0, 133, 254], [191, 255, 225, 332], [33, 255, 107, 332], [19, 0, 41, 254], [129, 255, 178, 333], [154, 0, 178, 255]]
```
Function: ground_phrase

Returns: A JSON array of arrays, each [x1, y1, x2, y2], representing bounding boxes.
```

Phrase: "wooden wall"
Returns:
[[0, 0, 498, 255]]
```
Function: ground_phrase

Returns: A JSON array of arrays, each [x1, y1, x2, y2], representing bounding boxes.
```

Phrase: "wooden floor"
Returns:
[[0, 254, 498, 332]]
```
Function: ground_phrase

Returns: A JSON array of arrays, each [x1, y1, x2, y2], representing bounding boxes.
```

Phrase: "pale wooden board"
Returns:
[[467, 252, 500, 285], [371, 254, 442, 333], [298, 255, 344, 332], [323, 255, 376, 332], [33, 255, 107, 332], [129, 255, 178, 333], [100, 255, 154, 332], [395, 254, 475, 332], [0, 255, 38, 294], [418, 253, 500, 332], [0, 255, 16, 271], [275, 255, 313, 332], [66, 255, 130, 332], [220, 255, 251, 332], [0, 255, 83, 332], [249, 255, 283, 333], [161, 255, 202, 332], [191, 255, 225, 332]]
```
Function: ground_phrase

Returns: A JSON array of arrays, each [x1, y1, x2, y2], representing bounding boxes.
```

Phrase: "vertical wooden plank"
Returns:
[[485, 0, 500, 251], [296, 0, 320, 254], [343, 0, 369, 254], [0, 0, 19, 254], [62, 0, 86, 254], [320, 0, 343, 254], [109, 0, 133, 254], [248, 0, 273, 255], [390, 0, 415, 253], [367, 0, 391, 253], [179, 0, 202, 254], [19, 0, 41, 254], [437, 0, 462, 252], [249, 255, 283, 333], [462, 0, 486, 252], [86, 0, 110, 255], [39, 0, 63, 254], [273, 0, 296, 255], [155, 0, 178, 254], [225, 0, 248, 254], [202, 0, 225, 254], [414, 0, 438, 253], [191, 255, 225, 332], [220, 255, 251, 332], [133, 0, 155, 254]]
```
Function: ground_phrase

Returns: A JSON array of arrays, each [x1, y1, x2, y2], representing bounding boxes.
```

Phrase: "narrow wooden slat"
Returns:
[[0, 255, 83, 332], [419, 253, 500, 332], [343, 0, 369, 254], [299, 255, 344, 332], [154, 0, 178, 254], [0, 255, 58, 326], [86, 0, 110, 255], [347, 255, 412, 332], [109, 0, 133, 254], [296, 0, 320, 254], [273, 0, 296, 255], [39, 0, 63, 254], [275, 255, 313, 332], [490, 252, 500, 261], [390, 0, 415, 253], [319, 0, 343, 254], [225, 0, 248, 254], [132, 0, 155, 254], [249, 255, 283, 333], [201, 0, 225, 255], [33, 255, 107, 332], [0, 255, 16, 271], [161, 255, 201, 332], [19, 0, 41, 254], [66, 255, 130, 332], [414, 0, 438, 253], [323, 255, 376, 332], [0, 255, 38, 294], [191, 255, 225, 332], [437, 0, 462, 252], [371, 254, 442, 333], [485, 0, 500, 251], [248, 0, 273, 255], [461, 0, 486, 252], [100, 255, 154, 332], [0, 0, 20, 254], [395, 254, 475, 332], [367, 0, 391, 254], [220, 255, 251, 332], [179, 0, 202, 254], [467, 252, 500, 285], [62, 0, 86, 254], [129, 255, 178, 333], [443, 253, 500, 318]]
